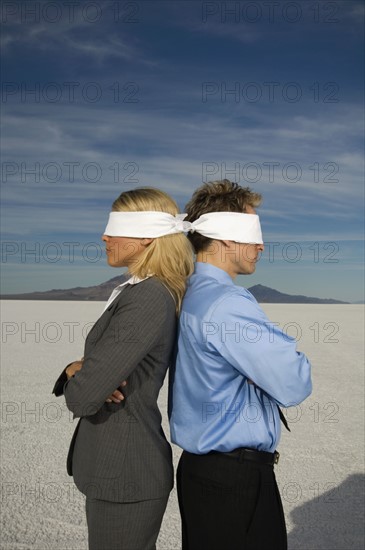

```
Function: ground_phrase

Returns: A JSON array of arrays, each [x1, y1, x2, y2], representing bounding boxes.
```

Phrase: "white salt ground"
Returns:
[[0, 301, 364, 550]]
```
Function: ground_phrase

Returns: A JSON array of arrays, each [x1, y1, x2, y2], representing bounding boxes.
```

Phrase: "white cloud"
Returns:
[[1, 6, 152, 65]]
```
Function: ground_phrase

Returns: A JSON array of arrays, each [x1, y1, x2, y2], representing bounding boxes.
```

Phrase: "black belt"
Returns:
[[209, 447, 280, 465]]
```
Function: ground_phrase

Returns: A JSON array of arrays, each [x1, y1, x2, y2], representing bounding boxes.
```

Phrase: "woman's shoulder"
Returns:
[[127, 277, 176, 309]]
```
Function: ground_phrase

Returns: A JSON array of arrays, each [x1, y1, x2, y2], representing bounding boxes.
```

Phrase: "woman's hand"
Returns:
[[66, 360, 84, 379], [106, 381, 127, 403], [65, 358, 127, 403]]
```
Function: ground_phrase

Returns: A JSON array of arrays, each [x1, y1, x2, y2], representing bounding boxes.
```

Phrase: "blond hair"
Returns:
[[112, 187, 194, 313]]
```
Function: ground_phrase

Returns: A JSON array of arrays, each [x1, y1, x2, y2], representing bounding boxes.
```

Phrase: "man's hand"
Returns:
[[106, 381, 127, 403], [65, 360, 83, 379]]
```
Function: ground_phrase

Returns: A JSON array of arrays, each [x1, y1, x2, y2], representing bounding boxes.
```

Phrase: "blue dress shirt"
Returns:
[[170, 262, 312, 454]]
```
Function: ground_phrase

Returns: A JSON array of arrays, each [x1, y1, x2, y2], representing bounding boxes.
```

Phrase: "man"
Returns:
[[169, 180, 312, 550]]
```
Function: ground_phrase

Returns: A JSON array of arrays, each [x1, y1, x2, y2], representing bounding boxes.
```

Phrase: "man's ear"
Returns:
[[221, 240, 233, 248]]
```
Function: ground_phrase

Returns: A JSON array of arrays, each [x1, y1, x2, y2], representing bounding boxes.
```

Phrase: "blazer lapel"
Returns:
[[85, 285, 130, 348]]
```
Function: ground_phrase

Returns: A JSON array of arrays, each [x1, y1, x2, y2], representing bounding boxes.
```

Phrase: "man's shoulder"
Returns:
[[210, 285, 259, 314], [183, 278, 259, 320], [188, 274, 256, 301]]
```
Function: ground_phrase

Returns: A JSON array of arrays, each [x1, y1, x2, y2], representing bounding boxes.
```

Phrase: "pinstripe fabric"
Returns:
[[53, 277, 176, 503], [85, 496, 169, 550]]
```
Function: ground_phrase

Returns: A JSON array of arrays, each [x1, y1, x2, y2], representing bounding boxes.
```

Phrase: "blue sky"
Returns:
[[1, 0, 364, 302]]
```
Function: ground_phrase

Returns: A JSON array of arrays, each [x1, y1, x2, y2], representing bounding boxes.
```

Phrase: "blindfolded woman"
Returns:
[[53, 187, 194, 550]]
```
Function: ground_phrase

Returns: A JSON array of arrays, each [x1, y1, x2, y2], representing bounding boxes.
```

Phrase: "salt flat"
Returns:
[[1, 301, 364, 550]]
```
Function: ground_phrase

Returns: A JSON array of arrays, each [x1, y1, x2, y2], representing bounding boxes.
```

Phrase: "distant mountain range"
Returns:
[[1, 278, 349, 304], [247, 284, 348, 304]]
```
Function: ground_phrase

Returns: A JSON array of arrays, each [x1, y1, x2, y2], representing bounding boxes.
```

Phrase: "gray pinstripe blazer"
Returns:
[[52, 277, 176, 503]]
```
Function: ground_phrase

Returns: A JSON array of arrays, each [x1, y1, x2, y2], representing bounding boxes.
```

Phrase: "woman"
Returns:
[[53, 188, 194, 550]]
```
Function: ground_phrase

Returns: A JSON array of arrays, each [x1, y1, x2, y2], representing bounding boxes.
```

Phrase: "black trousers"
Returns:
[[177, 450, 287, 550]]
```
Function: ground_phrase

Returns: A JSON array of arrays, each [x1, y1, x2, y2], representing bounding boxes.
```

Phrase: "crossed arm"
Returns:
[[53, 287, 173, 417], [65, 360, 127, 403]]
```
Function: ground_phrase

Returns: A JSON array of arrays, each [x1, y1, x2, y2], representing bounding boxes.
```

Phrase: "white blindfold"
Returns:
[[104, 211, 263, 244]]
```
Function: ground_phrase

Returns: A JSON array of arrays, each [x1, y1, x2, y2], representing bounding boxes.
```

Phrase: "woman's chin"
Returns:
[[107, 258, 125, 268], [106, 258, 117, 267]]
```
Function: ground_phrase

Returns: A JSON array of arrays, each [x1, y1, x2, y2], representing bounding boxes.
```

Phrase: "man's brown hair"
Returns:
[[185, 179, 262, 253]]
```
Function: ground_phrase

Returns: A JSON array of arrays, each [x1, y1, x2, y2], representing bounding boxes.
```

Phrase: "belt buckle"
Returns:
[[274, 451, 280, 465]]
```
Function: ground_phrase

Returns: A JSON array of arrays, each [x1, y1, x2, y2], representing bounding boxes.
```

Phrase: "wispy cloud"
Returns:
[[1, 4, 152, 65]]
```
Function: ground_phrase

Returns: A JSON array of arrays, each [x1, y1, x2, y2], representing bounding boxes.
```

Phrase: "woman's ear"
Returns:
[[140, 238, 154, 247]]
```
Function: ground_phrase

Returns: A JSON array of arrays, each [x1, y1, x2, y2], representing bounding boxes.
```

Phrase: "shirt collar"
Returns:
[[194, 262, 234, 286], [117, 274, 150, 289]]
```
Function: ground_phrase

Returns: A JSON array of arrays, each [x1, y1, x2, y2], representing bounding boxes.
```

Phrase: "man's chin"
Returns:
[[239, 265, 256, 275]]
